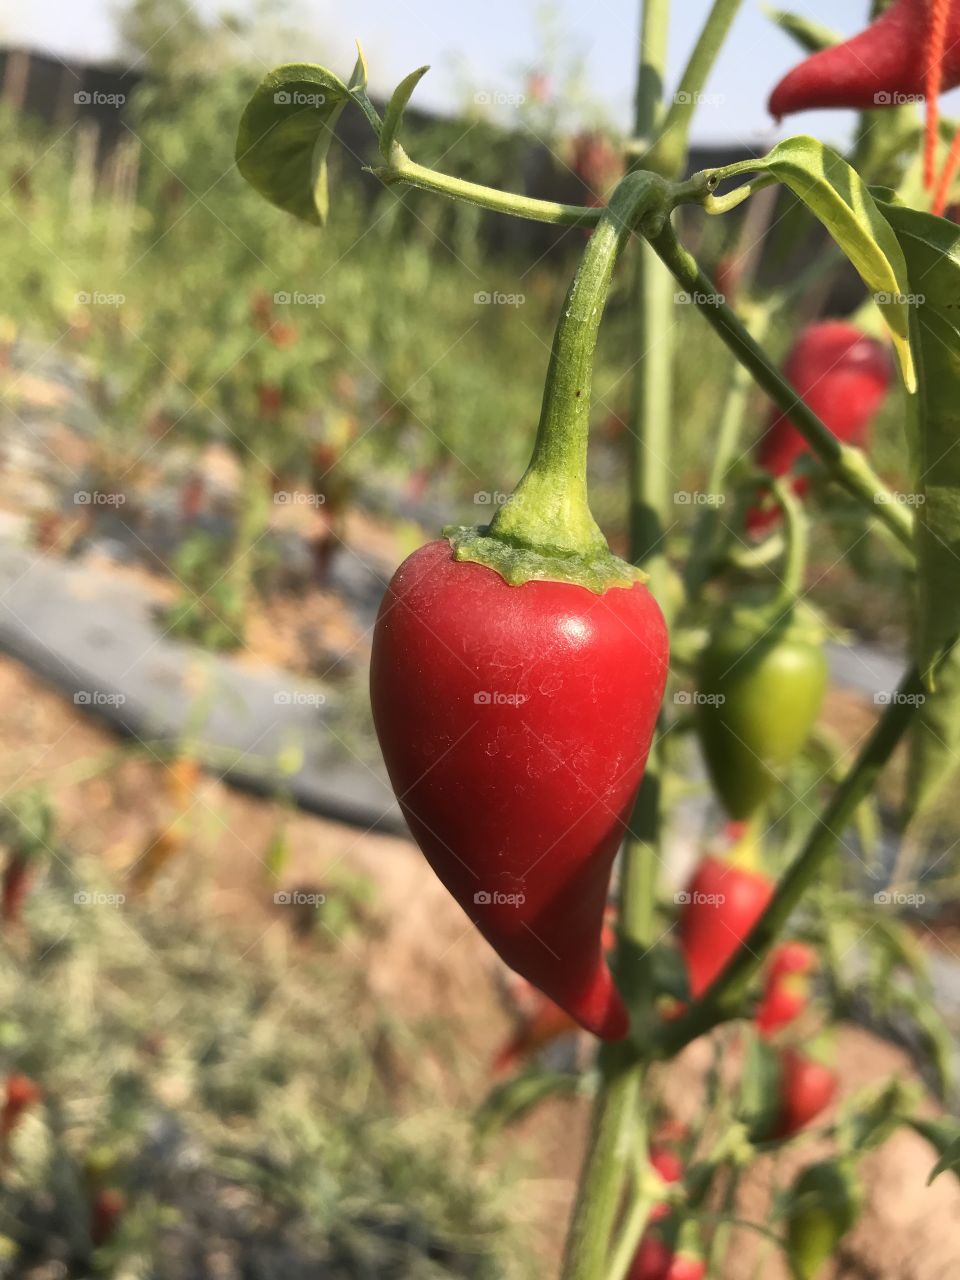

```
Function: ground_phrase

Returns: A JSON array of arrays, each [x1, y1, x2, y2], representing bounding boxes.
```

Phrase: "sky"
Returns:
[[0, 0, 954, 147]]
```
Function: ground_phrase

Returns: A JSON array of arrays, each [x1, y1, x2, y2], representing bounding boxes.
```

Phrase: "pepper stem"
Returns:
[[448, 171, 705, 592]]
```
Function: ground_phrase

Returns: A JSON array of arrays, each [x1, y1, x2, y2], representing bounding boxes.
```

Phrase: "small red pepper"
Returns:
[[677, 855, 773, 999], [1, 852, 32, 926], [755, 941, 816, 1037], [372, 542, 667, 1037], [91, 1188, 126, 1247], [768, 0, 960, 120], [773, 1047, 837, 1138], [649, 1145, 684, 1222], [629, 1233, 705, 1280], [0, 1073, 42, 1138], [747, 322, 891, 535]]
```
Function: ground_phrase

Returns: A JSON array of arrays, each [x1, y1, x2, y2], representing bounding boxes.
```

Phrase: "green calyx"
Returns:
[[447, 170, 708, 594]]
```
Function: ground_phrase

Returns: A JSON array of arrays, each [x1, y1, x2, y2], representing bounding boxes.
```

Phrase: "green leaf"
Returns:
[[765, 9, 839, 53], [927, 1134, 960, 1185], [235, 63, 351, 225], [475, 1070, 583, 1137], [878, 203, 960, 682], [753, 137, 915, 390], [348, 42, 369, 92], [908, 1116, 960, 1185], [380, 65, 430, 160]]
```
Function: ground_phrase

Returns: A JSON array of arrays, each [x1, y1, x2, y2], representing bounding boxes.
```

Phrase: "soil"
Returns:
[[1, 654, 959, 1277]]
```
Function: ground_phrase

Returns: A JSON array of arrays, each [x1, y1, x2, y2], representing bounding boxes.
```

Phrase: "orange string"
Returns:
[[925, 0, 951, 189], [932, 124, 960, 214]]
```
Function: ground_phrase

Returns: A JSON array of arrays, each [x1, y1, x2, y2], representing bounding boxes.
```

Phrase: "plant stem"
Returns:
[[641, 0, 746, 177], [561, 4, 674, 1274], [561, 1050, 645, 1280], [375, 149, 602, 226], [490, 173, 672, 560], [651, 663, 925, 1057], [683, 306, 771, 597], [648, 221, 915, 550]]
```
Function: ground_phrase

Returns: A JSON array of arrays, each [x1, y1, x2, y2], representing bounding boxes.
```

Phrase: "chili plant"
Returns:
[[237, 5, 960, 1277]]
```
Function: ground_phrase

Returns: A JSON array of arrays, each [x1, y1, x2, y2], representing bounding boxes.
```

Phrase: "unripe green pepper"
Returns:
[[786, 1159, 861, 1279], [696, 610, 827, 820]]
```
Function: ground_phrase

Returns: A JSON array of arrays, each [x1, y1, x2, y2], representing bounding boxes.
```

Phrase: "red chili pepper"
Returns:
[[1, 853, 32, 925], [755, 941, 816, 1037], [773, 1047, 837, 1138], [371, 540, 667, 1038], [649, 1146, 684, 1222], [91, 1188, 126, 1247], [746, 322, 891, 535], [1, 1073, 42, 1138], [678, 855, 773, 999], [492, 989, 579, 1074], [768, 0, 960, 120], [629, 1233, 705, 1280]]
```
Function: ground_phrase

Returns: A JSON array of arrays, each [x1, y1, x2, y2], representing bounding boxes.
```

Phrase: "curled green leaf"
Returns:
[[380, 65, 430, 160], [235, 63, 350, 225]]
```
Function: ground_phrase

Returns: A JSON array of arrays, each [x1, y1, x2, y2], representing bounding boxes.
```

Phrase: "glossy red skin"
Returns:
[[629, 1235, 705, 1280], [747, 323, 891, 534], [774, 1048, 838, 1138], [769, 0, 960, 119], [678, 856, 774, 999], [370, 540, 668, 1038]]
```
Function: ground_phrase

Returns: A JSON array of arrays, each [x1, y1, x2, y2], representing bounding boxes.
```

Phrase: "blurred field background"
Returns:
[[1, 1, 959, 1277]]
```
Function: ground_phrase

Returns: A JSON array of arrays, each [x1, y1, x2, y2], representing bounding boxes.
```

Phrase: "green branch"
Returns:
[[640, 0, 745, 177], [371, 147, 602, 226]]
